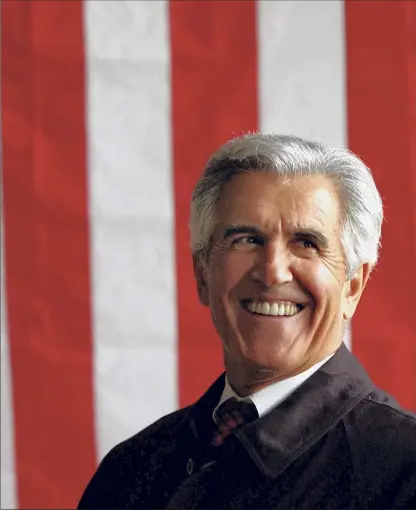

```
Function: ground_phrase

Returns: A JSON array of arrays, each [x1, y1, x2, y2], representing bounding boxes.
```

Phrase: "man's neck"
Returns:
[[225, 348, 340, 397]]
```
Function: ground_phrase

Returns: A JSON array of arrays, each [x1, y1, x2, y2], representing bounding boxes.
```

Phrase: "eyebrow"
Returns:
[[223, 225, 263, 239], [223, 224, 329, 247]]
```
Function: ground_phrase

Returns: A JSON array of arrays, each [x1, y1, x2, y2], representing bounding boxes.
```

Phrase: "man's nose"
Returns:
[[250, 243, 293, 286]]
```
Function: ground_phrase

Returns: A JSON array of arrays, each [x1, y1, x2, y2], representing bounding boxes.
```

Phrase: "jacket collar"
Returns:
[[188, 344, 375, 478]]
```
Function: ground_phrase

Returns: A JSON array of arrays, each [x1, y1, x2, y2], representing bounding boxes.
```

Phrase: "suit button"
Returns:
[[186, 458, 194, 475]]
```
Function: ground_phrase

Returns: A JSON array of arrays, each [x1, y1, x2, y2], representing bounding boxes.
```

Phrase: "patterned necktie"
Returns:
[[211, 397, 258, 447]]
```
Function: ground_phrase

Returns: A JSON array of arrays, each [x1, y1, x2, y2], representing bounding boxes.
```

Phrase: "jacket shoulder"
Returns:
[[78, 406, 190, 508], [348, 390, 416, 440], [343, 391, 416, 508], [99, 405, 189, 467]]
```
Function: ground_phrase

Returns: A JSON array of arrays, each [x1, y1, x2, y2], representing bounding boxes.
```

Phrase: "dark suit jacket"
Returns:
[[78, 344, 416, 509]]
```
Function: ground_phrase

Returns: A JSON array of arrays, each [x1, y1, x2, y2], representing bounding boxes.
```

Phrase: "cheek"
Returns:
[[297, 261, 342, 307], [209, 253, 253, 297]]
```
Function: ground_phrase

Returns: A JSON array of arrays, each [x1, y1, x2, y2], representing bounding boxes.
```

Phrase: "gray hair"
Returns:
[[189, 133, 383, 280]]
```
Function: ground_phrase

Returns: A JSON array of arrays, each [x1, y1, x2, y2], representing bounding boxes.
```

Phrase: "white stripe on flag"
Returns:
[[1, 217, 17, 510], [257, 0, 351, 349], [258, 0, 347, 147], [84, 0, 177, 460]]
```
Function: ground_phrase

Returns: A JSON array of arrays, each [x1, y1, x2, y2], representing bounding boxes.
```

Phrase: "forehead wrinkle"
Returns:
[[219, 204, 337, 239], [215, 173, 341, 240]]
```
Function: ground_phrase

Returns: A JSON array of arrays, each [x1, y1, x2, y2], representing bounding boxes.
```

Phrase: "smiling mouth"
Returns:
[[241, 299, 304, 317]]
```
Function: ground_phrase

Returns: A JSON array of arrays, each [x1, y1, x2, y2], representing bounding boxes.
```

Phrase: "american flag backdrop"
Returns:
[[1, 1, 415, 508]]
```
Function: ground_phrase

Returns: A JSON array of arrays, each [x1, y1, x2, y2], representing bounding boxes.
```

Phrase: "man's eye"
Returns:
[[297, 238, 317, 249], [232, 235, 261, 245]]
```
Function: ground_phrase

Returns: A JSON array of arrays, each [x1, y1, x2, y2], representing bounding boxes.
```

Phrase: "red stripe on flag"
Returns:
[[346, 0, 416, 410], [1, 1, 97, 507], [169, 1, 259, 407]]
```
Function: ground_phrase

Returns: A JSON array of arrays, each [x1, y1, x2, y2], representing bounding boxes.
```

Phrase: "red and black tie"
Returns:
[[211, 397, 258, 447]]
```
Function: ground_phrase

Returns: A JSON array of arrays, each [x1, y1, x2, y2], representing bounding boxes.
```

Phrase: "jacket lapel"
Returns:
[[236, 344, 375, 477], [187, 344, 375, 479]]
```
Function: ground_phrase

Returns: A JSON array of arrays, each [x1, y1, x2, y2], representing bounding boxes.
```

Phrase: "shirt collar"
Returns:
[[212, 353, 335, 423]]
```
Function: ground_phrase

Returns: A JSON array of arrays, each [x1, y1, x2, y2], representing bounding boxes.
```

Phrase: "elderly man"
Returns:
[[79, 134, 416, 509]]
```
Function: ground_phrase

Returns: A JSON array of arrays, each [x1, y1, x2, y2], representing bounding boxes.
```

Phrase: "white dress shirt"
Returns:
[[212, 353, 335, 423]]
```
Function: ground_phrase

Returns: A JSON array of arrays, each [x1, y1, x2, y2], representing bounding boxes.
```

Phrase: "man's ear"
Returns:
[[342, 262, 372, 320], [193, 254, 209, 306]]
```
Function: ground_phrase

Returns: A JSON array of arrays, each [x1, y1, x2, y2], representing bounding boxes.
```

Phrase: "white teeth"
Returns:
[[245, 300, 301, 317], [270, 303, 279, 316], [261, 302, 270, 315]]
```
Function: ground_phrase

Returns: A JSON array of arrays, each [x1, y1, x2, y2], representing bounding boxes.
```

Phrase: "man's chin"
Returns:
[[230, 347, 301, 374]]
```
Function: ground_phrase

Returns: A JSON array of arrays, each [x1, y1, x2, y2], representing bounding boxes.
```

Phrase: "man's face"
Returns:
[[195, 172, 370, 392]]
